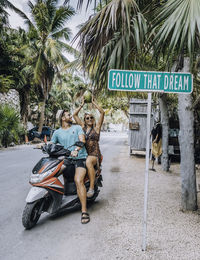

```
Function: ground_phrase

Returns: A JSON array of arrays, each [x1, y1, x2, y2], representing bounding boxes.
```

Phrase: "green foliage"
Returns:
[[0, 0, 27, 29], [46, 72, 88, 126], [151, 0, 200, 67], [76, 0, 147, 87], [17, 0, 77, 131], [0, 105, 25, 147], [0, 75, 15, 93], [22, 0, 76, 89], [0, 2, 30, 92]]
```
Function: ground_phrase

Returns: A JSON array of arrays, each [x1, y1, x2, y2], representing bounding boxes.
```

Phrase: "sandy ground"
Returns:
[[97, 142, 200, 260]]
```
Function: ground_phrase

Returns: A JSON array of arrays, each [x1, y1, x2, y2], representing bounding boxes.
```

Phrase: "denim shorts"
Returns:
[[64, 158, 86, 169]]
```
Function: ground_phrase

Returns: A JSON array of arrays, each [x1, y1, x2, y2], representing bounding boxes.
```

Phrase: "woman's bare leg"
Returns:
[[86, 155, 97, 191]]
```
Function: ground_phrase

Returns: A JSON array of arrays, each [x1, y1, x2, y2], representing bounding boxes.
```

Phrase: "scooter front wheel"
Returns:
[[22, 200, 43, 229]]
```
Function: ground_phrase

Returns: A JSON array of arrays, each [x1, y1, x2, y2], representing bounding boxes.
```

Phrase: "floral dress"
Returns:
[[83, 127, 102, 165]]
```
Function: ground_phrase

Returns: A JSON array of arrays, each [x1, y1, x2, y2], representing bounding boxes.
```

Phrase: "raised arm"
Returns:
[[73, 98, 85, 128], [92, 96, 105, 133]]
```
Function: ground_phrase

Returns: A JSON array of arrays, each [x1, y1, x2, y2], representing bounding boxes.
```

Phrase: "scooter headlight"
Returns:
[[30, 166, 57, 184]]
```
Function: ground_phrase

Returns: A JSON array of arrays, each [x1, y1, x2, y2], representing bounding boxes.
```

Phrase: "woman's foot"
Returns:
[[87, 188, 94, 198], [81, 212, 90, 224]]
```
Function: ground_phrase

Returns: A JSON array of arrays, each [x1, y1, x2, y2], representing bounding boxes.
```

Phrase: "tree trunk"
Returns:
[[178, 57, 197, 211], [38, 99, 46, 133], [159, 94, 169, 171], [38, 80, 48, 133], [19, 85, 30, 129]]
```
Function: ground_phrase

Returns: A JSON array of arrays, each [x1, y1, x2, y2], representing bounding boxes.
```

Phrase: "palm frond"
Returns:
[[151, 0, 200, 64], [74, 0, 146, 88], [63, 58, 83, 72], [51, 27, 72, 41], [51, 6, 75, 33], [4, 0, 34, 28], [75, 0, 145, 65], [46, 0, 57, 18], [32, 2, 51, 35], [64, 0, 101, 10], [57, 40, 80, 57]]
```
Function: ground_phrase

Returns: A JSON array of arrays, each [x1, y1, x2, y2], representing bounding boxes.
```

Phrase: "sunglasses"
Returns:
[[85, 116, 94, 120]]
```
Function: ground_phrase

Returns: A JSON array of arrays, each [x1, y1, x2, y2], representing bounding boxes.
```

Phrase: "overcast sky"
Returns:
[[8, 0, 93, 51]]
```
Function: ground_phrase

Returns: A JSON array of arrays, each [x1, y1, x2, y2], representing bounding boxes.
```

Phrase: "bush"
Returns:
[[0, 105, 25, 147]]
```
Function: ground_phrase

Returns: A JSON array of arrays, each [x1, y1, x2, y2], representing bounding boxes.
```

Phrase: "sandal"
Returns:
[[87, 189, 94, 198], [81, 212, 90, 224]]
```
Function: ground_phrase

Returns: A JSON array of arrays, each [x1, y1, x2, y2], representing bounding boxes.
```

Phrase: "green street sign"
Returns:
[[108, 69, 193, 93]]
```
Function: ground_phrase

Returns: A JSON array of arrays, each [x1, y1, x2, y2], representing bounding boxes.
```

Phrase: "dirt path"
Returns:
[[96, 142, 200, 260]]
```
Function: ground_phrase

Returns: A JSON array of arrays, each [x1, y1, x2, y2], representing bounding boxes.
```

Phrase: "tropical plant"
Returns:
[[75, 0, 147, 89], [0, 105, 25, 147], [0, 27, 17, 92], [64, 0, 108, 10], [0, 75, 15, 93], [0, 2, 34, 126], [16, 0, 76, 132], [0, 0, 30, 81], [0, 0, 27, 29], [4, 28, 36, 127]]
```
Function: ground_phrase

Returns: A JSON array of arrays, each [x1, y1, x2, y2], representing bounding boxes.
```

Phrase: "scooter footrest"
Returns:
[[62, 195, 78, 205]]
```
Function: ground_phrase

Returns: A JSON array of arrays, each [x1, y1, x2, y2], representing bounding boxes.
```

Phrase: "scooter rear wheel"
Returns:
[[22, 200, 42, 229]]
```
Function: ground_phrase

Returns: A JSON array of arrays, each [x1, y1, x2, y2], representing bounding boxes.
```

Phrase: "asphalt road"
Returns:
[[0, 132, 128, 260]]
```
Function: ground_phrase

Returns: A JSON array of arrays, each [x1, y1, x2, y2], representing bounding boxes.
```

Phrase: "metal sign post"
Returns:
[[142, 92, 152, 251]]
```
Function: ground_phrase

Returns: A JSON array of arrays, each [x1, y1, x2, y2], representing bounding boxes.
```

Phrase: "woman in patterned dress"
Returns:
[[73, 96, 105, 197]]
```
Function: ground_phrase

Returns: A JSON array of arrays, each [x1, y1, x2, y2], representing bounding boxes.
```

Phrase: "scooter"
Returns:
[[22, 142, 103, 229]]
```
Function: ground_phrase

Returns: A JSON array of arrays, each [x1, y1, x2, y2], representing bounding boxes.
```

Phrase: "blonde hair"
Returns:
[[84, 112, 96, 127]]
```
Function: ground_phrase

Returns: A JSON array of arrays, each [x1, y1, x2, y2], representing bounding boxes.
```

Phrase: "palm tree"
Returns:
[[74, 0, 147, 89], [17, 0, 76, 132], [6, 28, 35, 127], [0, 105, 22, 147], [0, 1, 23, 91], [150, 0, 200, 211]]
